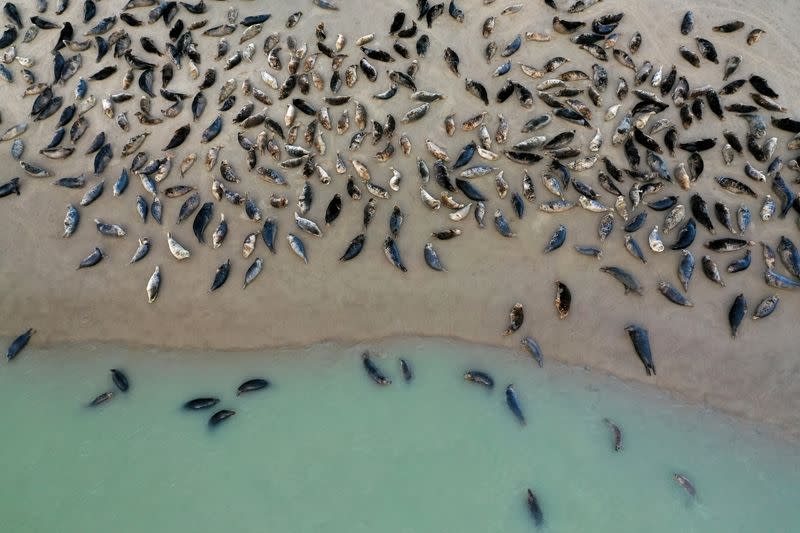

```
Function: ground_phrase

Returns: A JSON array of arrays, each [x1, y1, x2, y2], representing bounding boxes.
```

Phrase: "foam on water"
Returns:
[[1, 338, 798, 532]]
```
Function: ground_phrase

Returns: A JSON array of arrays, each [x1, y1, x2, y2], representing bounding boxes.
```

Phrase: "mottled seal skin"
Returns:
[[464, 370, 494, 388], [678, 250, 695, 291], [764, 268, 800, 289], [493, 208, 515, 237], [5, 328, 34, 360], [237, 378, 269, 396], [146, 265, 160, 303], [603, 418, 623, 451], [502, 303, 524, 336], [243, 258, 263, 289], [554, 281, 571, 319], [625, 324, 655, 376], [752, 295, 779, 320], [383, 236, 407, 272], [777, 236, 800, 278], [544, 224, 567, 253], [287, 233, 308, 263], [505, 384, 526, 425], [657, 281, 693, 307], [423, 242, 446, 272], [88, 391, 114, 407], [209, 409, 236, 427], [526, 489, 544, 529], [362, 351, 391, 385], [184, 398, 221, 410], [110, 369, 129, 392]]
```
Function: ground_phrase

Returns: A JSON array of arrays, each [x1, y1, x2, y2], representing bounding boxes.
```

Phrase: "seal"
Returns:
[[554, 281, 571, 319], [146, 265, 160, 303], [625, 324, 655, 376], [340, 234, 365, 261], [464, 370, 494, 388], [521, 337, 543, 367], [502, 303, 524, 336], [210, 259, 231, 291], [6, 328, 34, 360], [673, 473, 697, 498], [0, 177, 20, 198], [400, 358, 413, 382], [184, 398, 221, 410], [193, 202, 213, 243], [505, 384, 526, 425], [603, 418, 623, 451], [110, 369, 129, 392], [362, 351, 391, 385], [237, 378, 269, 396], [88, 391, 113, 407], [526, 489, 544, 528], [729, 293, 747, 338], [209, 409, 236, 427]]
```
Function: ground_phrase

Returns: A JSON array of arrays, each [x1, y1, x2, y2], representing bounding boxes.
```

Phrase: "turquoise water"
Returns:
[[1, 338, 798, 533]]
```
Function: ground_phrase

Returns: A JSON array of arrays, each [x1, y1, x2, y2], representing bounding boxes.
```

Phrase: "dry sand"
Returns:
[[0, 0, 799, 435]]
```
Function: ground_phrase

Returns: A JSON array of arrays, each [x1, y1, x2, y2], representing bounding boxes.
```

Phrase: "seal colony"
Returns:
[[0, 0, 799, 493]]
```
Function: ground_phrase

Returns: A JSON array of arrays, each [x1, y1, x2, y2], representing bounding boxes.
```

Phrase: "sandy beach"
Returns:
[[0, 0, 799, 436]]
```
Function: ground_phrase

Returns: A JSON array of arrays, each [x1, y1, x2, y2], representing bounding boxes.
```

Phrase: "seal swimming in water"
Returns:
[[110, 369, 129, 392], [362, 351, 391, 385], [184, 397, 221, 411], [399, 358, 413, 382], [209, 409, 236, 427], [603, 418, 623, 451], [526, 489, 544, 528], [505, 384, 526, 425], [237, 378, 269, 396], [464, 370, 494, 388], [673, 473, 697, 499], [88, 391, 113, 407]]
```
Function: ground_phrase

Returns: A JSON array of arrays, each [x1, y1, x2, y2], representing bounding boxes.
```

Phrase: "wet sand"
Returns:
[[0, 0, 799, 435]]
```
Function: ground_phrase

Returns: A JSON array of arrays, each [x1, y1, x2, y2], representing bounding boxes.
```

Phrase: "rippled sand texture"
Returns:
[[0, 0, 799, 434]]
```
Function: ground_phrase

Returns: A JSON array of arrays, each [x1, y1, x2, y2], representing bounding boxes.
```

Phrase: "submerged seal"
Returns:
[[362, 351, 391, 385], [110, 369, 129, 392]]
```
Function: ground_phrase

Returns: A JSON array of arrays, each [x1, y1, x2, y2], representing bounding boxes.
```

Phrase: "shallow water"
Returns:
[[1, 338, 798, 532]]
